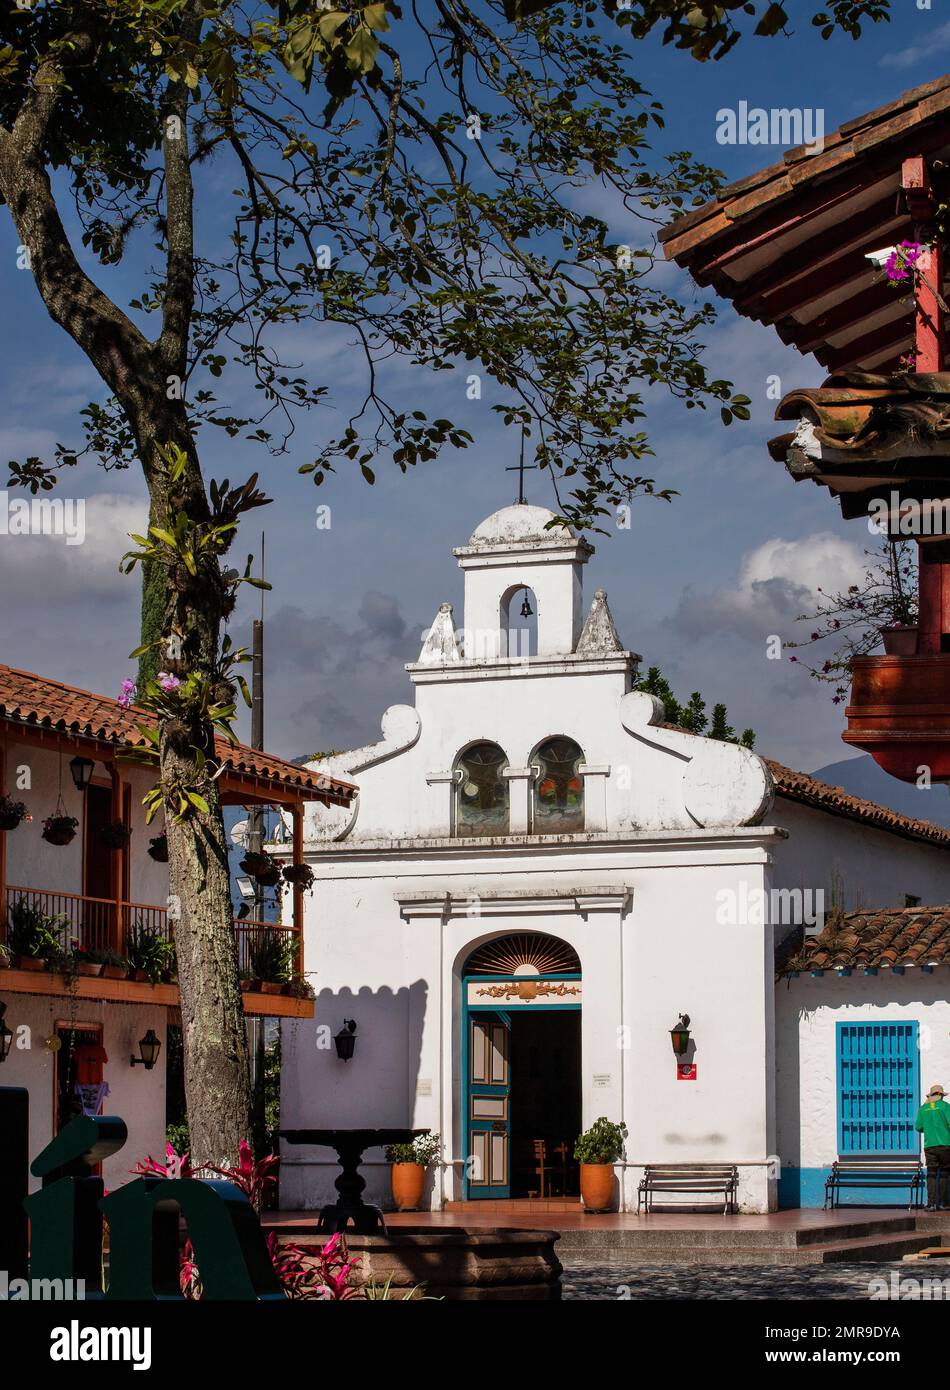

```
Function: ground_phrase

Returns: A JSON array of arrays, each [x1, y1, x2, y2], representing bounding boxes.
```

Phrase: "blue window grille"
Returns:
[[836, 1021, 920, 1155]]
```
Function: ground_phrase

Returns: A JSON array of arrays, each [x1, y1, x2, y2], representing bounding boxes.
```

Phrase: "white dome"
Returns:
[[469, 503, 574, 546]]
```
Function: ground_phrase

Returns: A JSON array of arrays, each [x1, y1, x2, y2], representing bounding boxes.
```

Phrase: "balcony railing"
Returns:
[[1, 885, 302, 977]]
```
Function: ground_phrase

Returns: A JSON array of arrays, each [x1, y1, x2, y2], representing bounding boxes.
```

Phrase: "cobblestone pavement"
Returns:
[[561, 1262, 906, 1300]]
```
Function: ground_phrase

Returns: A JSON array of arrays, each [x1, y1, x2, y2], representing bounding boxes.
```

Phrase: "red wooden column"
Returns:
[[0, 738, 7, 936], [904, 157, 947, 653], [291, 802, 304, 976]]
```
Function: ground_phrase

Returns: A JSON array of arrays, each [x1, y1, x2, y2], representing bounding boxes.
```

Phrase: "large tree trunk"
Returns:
[[134, 407, 252, 1167]]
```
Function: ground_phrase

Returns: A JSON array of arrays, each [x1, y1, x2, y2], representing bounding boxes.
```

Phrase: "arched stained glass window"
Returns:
[[532, 737, 584, 833], [455, 742, 509, 837]]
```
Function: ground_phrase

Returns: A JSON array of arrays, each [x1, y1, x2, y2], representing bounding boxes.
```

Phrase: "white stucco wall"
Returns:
[[775, 972, 950, 1205], [771, 798, 950, 919], [282, 833, 780, 1212], [4, 740, 168, 910], [0, 993, 166, 1190]]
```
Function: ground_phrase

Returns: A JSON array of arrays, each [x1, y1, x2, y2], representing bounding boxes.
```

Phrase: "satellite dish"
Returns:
[[230, 818, 249, 848]]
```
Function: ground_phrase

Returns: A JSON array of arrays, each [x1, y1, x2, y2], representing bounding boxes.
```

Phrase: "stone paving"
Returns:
[[560, 1261, 905, 1301]]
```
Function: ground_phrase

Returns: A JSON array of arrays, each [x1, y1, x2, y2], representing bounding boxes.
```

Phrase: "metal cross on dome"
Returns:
[[505, 435, 537, 505]]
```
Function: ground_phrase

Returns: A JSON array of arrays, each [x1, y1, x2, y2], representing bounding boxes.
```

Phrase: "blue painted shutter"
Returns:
[[837, 1021, 919, 1154]]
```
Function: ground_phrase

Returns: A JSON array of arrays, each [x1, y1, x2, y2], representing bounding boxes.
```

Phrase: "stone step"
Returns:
[[559, 1231, 933, 1267], [553, 1217, 916, 1252]]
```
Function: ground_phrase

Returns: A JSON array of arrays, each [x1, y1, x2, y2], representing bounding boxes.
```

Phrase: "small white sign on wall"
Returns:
[[592, 1073, 612, 1088], [416, 1078, 433, 1097]]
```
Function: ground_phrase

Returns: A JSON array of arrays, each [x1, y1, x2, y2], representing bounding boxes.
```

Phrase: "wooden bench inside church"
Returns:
[[637, 1163, 739, 1214], [824, 1157, 925, 1211]]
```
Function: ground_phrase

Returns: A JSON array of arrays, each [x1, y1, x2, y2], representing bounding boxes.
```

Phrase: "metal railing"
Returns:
[[2, 886, 302, 978]]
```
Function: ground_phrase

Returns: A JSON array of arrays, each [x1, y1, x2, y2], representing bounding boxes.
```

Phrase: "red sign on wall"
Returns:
[[677, 1063, 697, 1081]]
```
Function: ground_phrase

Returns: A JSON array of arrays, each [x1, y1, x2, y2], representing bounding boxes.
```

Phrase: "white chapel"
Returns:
[[279, 504, 950, 1213]]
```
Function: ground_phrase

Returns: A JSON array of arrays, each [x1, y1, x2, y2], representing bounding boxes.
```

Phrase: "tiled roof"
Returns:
[[767, 757, 950, 850], [0, 664, 355, 806], [783, 905, 950, 971], [660, 75, 950, 373]]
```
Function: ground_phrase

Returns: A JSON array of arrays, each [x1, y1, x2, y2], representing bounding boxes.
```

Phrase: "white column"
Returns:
[[503, 766, 533, 833], [578, 763, 610, 832]]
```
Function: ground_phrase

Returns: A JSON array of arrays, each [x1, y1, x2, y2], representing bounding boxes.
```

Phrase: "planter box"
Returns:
[[14, 956, 46, 972], [102, 964, 127, 980]]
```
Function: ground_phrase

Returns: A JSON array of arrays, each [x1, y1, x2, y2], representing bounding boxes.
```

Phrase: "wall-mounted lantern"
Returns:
[[334, 1019, 357, 1062], [69, 756, 96, 793], [669, 1013, 691, 1057], [0, 1003, 12, 1063], [130, 1029, 162, 1071]]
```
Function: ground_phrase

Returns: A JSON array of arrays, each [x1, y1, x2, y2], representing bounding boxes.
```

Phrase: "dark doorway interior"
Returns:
[[509, 1010, 581, 1197]]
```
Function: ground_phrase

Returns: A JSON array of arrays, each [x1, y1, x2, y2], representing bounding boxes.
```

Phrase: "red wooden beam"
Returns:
[[816, 317, 909, 371]]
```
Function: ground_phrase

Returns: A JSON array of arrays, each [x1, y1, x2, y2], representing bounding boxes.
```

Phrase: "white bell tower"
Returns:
[[452, 504, 593, 659]]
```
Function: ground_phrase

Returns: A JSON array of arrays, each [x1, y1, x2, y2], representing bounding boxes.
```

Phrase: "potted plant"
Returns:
[[100, 820, 131, 851], [87, 947, 130, 980], [70, 948, 103, 978], [384, 1133, 441, 1212], [574, 1117, 627, 1213], [238, 968, 254, 994], [0, 796, 28, 832], [283, 974, 315, 999], [248, 929, 297, 994], [147, 832, 169, 862], [239, 851, 281, 888], [128, 923, 175, 984], [281, 862, 315, 892], [6, 898, 64, 970], [42, 811, 79, 847]]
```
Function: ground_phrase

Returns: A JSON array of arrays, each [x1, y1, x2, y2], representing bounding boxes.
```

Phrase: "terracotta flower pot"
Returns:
[[77, 962, 102, 977], [259, 980, 284, 995], [15, 955, 46, 972], [239, 978, 253, 993], [102, 964, 127, 979], [880, 625, 918, 657], [391, 1162, 426, 1212], [132, 968, 149, 983], [580, 1163, 616, 1213]]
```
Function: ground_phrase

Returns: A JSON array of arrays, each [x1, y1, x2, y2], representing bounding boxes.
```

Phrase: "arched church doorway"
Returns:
[[462, 933, 581, 1200]]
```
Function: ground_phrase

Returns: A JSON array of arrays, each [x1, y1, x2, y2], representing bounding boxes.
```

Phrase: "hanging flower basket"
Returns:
[[147, 832, 169, 863], [99, 820, 131, 851], [281, 862, 315, 892], [0, 797, 28, 832], [239, 852, 281, 888], [42, 813, 79, 847]]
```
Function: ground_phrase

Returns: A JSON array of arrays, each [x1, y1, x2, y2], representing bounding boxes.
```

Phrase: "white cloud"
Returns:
[[670, 532, 867, 641], [0, 491, 147, 601], [879, 19, 950, 69]]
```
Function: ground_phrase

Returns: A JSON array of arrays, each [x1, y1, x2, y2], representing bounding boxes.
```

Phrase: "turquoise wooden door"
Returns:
[[466, 1012, 511, 1198]]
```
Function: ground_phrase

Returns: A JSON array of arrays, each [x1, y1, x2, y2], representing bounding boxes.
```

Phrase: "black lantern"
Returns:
[[670, 1013, 691, 1057], [519, 588, 533, 618], [0, 1003, 12, 1063], [69, 756, 95, 793], [130, 1028, 162, 1070], [334, 1019, 357, 1062]]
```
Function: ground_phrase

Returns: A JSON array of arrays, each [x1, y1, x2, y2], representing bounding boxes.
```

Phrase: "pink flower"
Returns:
[[884, 240, 922, 283], [117, 678, 137, 708], [157, 672, 181, 693]]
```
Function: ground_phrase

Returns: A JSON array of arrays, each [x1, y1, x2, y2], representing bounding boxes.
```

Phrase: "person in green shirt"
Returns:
[[915, 1085, 950, 1210]]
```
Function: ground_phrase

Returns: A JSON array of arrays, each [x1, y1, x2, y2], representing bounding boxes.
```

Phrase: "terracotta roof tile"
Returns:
[[766, 757, 950, 850], [0, 664, 355, 806], [783, 905, 950, 971]]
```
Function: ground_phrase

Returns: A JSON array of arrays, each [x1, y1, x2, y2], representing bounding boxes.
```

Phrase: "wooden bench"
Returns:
[[824, 1157, 925, 1211], [637, 1163, 739, 1214]]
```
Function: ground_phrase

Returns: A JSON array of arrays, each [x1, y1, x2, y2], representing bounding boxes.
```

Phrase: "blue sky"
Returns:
[[2, 4, 948, 776]]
